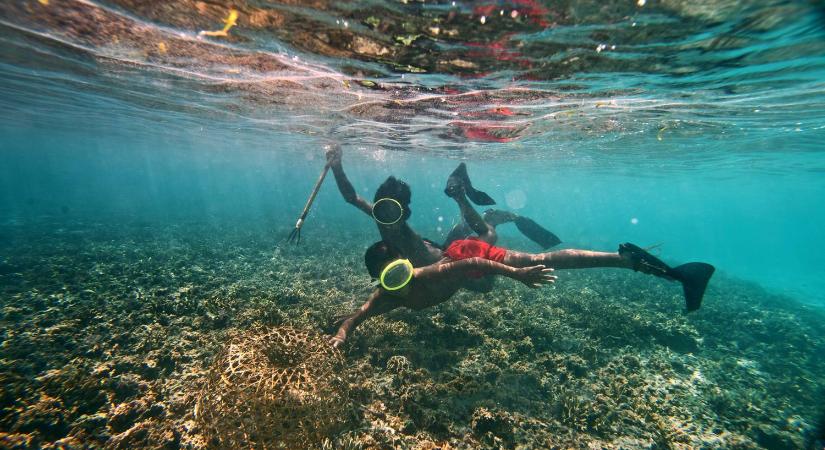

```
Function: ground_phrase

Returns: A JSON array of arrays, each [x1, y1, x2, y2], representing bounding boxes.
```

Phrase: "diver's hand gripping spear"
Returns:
[[287, 163, 330, 244]]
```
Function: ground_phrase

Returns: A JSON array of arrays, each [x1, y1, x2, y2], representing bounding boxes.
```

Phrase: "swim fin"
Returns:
[[466, 186, 496, 206], [514, 216, 561, 249], [672, 262, 715, 312], [619, 243, 715, 311], [445, 163, 496, 206]]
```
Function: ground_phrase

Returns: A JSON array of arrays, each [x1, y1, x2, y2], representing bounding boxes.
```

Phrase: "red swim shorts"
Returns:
[[445, 237, 507, 264]]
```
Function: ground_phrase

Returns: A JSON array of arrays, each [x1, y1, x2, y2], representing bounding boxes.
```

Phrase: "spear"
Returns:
[[287, 163, 330, 245]]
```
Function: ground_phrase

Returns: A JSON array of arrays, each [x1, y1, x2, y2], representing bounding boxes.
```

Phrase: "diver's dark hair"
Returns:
[[374, 176, 411, 221], [364, 241, 402, 279]]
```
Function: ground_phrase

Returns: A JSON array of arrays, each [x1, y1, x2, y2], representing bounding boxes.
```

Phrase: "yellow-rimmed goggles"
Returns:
[[372, 198, 404, 225], [379, 258, 414, 291]]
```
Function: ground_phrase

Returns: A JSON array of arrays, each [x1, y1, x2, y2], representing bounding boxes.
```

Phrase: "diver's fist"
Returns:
[[325, 143, 342, 166]]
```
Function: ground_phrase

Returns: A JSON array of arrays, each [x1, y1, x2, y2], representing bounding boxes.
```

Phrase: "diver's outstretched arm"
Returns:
[[325, 144, 373, 216], [416, 257, 556, 288], [329, 289, 399, 348]]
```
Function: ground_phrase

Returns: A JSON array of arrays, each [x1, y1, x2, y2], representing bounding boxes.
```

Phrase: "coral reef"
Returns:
[[195, 327, 349, 448], [0, 218, 823, 449]]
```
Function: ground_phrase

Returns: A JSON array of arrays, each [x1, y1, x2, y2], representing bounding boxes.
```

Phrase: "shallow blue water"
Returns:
[[1, 0, 825, 305]]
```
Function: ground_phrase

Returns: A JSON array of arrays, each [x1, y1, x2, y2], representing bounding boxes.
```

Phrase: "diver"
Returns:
[[326, 144, 559, 295], [328, 242, 558, 348], [325, 145, 559, 264], [328, 166, 716, 348]]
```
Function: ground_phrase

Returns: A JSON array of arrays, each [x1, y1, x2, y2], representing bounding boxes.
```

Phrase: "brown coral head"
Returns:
[[196, 326, 349, 448]]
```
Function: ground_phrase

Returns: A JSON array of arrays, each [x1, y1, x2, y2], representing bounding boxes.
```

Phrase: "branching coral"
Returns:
[[195, 327, 349, 448], [4, 222, 825, 449]]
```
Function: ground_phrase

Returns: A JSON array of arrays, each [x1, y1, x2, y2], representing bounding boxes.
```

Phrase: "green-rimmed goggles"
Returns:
[[380, 258, 414, 291], [372, 198, 404, 225]]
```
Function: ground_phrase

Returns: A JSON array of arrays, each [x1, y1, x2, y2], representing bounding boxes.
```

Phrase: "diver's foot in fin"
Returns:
[[619, 243, 715, 311], [482, 209, 518, 227], [618, 243, 674, 280], [444, 163, 496, 205], [514, 216, 561, 249]]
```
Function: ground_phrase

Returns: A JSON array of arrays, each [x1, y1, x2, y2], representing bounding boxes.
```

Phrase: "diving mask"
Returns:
[[372, 198, 404, 225], [380, 258, 414, 291]]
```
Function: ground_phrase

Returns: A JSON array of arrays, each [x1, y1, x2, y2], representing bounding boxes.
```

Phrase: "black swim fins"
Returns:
[[466, 186, 496, 206], [514, 216, 562, 249], [619, 243, 715, 312], [672, 262, 715, 312], [445, 163, 496, 206]]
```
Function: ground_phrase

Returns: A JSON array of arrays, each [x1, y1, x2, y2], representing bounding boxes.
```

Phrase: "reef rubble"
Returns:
[[1, 219, 823, 449]]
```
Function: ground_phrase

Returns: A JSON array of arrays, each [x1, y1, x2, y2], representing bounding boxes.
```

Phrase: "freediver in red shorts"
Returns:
[[325, 145, 559, 294], [328, 162, 715, 348]]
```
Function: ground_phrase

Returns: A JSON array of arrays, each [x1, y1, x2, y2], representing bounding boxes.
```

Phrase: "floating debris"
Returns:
[[199, 9, 238, 38]]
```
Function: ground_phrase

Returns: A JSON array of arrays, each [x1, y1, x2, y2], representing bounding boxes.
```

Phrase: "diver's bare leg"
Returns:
[[444, 209, 520, 248], [482, 209, 518, 227], [503, 249, 632, 270], [505, 246, 714, 311], [450, 192, 497, 244]]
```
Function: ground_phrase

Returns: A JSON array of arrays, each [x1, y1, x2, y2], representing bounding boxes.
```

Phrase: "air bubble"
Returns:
[[505, 190, 526, 209]]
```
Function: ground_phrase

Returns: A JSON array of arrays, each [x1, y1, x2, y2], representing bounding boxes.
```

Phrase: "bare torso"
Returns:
[[328, 257, 555, 348], [393, 263, 464, 310], [378, 223, 443, 267]]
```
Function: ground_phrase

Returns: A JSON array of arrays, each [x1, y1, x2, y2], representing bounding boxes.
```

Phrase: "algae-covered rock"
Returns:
[[754, 424, 801, 450], [471, 407, 515, 444]]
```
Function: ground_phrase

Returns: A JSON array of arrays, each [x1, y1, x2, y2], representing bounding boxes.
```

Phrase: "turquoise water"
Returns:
[[2, 0, 825, 447], [2, 0, 824, 304], [2, 115, 825, 304]]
